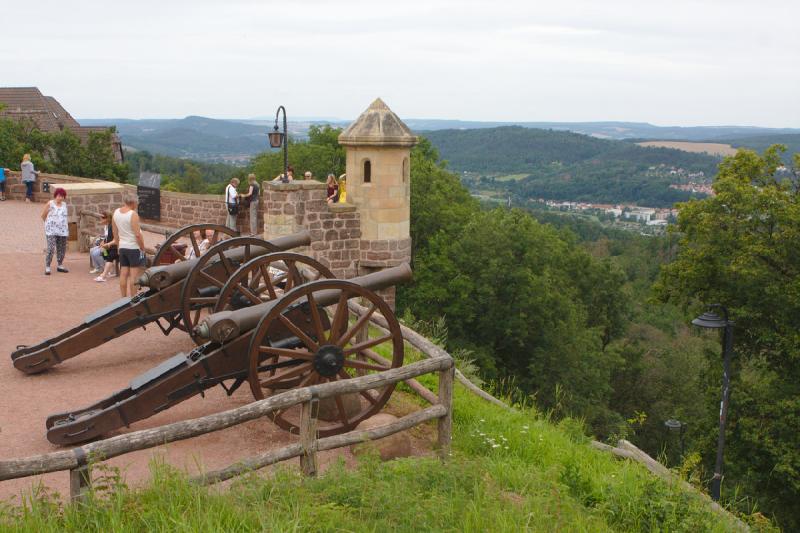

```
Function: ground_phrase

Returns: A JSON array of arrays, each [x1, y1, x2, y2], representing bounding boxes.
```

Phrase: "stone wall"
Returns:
[[3, 171, 264, 237], [263, 180, 361, 279]]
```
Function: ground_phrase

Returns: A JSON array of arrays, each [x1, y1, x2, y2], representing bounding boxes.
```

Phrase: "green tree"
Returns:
[[248, 127, 346, 182], [656, 146, 800, 529], [183, 163, 205, 193]]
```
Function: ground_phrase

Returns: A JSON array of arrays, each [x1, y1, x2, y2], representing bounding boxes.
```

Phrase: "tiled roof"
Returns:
[[0, 87, 123, 162]]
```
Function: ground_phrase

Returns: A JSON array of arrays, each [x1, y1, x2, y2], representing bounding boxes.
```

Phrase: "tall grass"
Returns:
[[0, 382, 767, 532]]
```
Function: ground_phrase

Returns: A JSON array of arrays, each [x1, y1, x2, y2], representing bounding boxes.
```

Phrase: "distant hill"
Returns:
[[424, 126, 721, 207], [79, 116, 275, 161], [723, 134, 800, 162], [404, 119, 800, 141]]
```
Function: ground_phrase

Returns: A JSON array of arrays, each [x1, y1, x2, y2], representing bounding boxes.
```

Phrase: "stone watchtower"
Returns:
[[338, 98, 417, 280]]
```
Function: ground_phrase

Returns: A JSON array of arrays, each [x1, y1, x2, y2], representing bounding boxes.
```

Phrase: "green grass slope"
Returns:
[[0, 383, 757, 532]]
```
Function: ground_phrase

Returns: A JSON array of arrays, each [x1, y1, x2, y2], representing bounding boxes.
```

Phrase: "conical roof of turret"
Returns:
[[338, 98, 418, 147]]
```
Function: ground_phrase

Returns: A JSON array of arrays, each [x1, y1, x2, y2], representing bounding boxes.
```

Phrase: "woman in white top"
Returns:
[[225, 178, 240, 231], [110, 195, 145, 297], [40, 187, 70, 275]]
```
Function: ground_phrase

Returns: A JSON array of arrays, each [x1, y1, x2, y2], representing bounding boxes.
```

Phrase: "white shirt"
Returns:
[[114, 208, 140, 250], [226, 184, 238, 205]]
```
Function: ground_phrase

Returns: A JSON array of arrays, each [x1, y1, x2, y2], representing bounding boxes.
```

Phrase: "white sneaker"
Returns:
[[89, 268, 100, 274], [94, 276, 107, 282]]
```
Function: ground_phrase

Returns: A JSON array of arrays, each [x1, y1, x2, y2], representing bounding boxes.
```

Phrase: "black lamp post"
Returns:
[[664, 418, 686, 458], [269, 106, 289, 183], [692, 304, 734, 502]]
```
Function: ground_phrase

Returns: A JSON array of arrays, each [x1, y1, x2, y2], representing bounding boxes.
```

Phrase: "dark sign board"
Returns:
[[137, 172, 161, 221]]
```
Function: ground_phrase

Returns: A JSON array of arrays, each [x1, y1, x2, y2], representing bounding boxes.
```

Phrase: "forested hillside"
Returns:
[[424, 126, 720, 206], [402, 138, 799, 529]]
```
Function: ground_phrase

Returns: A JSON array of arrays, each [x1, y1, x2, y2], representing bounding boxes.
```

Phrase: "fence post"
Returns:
[[69, 465, 91, 503], [437, 363, 454, 460], [299, 397, 319, 476]]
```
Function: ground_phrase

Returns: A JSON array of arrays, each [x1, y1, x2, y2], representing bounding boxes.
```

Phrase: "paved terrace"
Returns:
[[0, 200, 365, 500]]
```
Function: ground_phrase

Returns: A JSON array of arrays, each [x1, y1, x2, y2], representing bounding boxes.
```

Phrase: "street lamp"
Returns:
[[692, 304, 734, 502], [664, 418, 686, 458], [269, 106, 289, 183]]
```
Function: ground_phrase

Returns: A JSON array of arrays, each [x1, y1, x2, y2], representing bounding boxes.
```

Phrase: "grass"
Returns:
[[0, 383, 763, 532], [0, 329, 768, 531]]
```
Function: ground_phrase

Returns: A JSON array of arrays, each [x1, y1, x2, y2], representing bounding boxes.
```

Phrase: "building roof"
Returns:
[[0, 87, 123, 162], [338, 98, 418, 147]]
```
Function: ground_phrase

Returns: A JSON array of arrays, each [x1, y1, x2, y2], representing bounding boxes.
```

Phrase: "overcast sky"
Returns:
[[2, 0, 798, 127]]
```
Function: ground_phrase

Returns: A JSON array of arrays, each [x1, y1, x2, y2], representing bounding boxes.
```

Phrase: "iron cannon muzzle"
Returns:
[[197, 262, 413, 342], [137, 231, 312, 289]]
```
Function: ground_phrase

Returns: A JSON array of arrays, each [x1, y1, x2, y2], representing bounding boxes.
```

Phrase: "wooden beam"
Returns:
[[0, 357, 451, 481], [437, 366, 454, 459], [69, 466, 90, 503], [299, 399, 319, 477], [191, 405, 447, 486]]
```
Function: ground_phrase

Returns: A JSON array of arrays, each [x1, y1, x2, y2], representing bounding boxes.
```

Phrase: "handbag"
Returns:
[[227, 201, 239, 215]]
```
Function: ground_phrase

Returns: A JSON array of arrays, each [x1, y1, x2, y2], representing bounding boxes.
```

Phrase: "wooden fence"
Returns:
[[0, 349, 453, 502]]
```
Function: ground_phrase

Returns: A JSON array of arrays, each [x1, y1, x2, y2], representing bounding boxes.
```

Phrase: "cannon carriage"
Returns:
[[10, 224, 327, 374], [45, 264, 411, 445]]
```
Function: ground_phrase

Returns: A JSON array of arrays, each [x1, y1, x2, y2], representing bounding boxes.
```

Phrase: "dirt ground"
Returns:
[[0, 200, 423, 502]]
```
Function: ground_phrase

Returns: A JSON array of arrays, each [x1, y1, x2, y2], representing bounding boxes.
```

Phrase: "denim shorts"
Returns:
[[119, 248, 145, 267]]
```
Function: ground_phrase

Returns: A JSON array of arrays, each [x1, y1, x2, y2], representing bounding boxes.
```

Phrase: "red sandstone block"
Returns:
[[283, 204, 295, 215], [310, 229, 323, 240], [367, 251, 391, 261], [306, 213, 318, 222], [331, 240, 344, 250], [324, 230, 337, 241], [344, 240, 358, 249], [311, 241, 328, 251], [322, 220, 334, 229], [371, 241, 389, 251], [389, 241, 398, 251], [345, 220, 359, 228], [327, 251, 342, 260], [334, 220, 344, 228]]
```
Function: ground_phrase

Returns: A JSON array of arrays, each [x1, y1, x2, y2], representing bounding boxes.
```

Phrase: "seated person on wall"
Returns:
[[272, 165, 295, 182], [90, 212, 119, 282], [326, 173, 339, 204]]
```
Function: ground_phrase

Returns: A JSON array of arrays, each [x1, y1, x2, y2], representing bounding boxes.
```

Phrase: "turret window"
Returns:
[[363, 159, 371, 183]]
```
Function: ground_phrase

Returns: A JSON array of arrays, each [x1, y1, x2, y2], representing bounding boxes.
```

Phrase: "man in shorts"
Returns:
[[111, 195, 146, 297]]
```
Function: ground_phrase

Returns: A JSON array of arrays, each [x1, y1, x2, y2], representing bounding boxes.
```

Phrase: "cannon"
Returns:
[[45, 263, 411, 445], [11, 230, 330, 373]]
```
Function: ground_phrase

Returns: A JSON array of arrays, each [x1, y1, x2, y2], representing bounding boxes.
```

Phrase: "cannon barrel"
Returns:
[[196, 263, 412, 342], [137, 231, 311, 289]]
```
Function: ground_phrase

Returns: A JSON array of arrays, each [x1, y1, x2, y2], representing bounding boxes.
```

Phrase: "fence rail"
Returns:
[[0, 353, 453, 501]]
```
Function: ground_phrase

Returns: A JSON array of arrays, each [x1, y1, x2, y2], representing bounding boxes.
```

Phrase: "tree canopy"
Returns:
[[656, 145, 800, 530]]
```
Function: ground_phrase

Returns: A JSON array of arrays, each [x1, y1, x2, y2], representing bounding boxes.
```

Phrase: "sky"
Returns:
[[2, 0, 798, 127]]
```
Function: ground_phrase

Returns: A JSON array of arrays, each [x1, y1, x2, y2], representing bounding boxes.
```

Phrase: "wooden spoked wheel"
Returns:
[[180, 237, 278, 343], [152, 223, 238, 265], [247, 279, 404, 437], [213, 252, 335, 315]]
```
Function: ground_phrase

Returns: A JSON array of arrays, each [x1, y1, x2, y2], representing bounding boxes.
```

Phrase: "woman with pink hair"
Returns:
[[41, 187, 70, 275]]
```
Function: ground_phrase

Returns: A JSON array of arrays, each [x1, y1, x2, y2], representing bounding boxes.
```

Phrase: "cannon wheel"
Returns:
[[152, 223, 239, 266], [247, 279, 404, 437], [180, 237, 278, 342], [213, 252, 335, 316]]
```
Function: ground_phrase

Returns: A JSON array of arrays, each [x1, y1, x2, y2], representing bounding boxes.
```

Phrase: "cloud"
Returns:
[[1, 0, 797, 126]]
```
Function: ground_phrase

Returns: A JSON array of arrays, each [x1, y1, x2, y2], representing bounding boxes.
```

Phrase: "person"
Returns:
[[186, 229, 211, 260], [239, 173, 260, 235], [0, 166, 9, 201], [225, 177, 240, 231], [338, 173, 347, 203], [303, 171, 313, 180], [272, 165, 295, 182], [21, 154, 39, 202], [325, 173, 339, 204], [92, 212, 118, 282], [110, 195, 145, 297], [41, 187, 69, 275]]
